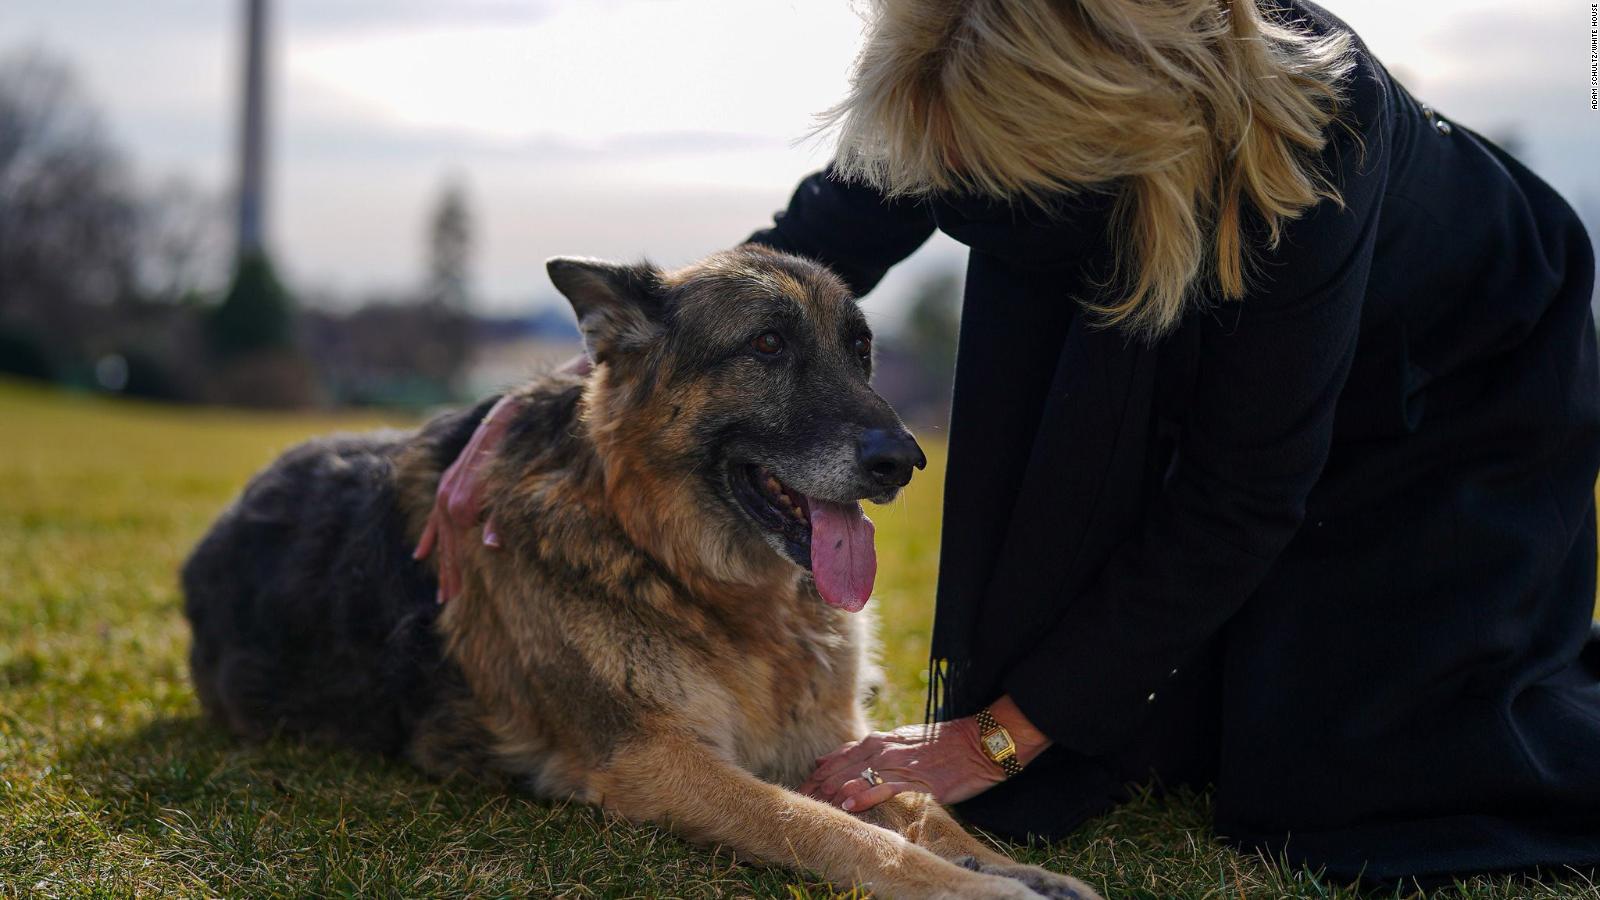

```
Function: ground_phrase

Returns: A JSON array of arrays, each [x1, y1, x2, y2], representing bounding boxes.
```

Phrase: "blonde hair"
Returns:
[[822, 0, 1356, 338]]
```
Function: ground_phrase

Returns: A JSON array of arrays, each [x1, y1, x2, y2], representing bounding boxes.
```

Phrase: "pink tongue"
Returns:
[[808, 499, 877, 612]]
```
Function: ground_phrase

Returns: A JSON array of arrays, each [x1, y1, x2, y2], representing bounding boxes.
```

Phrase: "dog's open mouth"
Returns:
[[731, 464, 877, 612]]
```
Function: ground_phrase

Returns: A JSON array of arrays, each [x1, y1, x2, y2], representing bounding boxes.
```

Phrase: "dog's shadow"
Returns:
[[58, 714, 524, 854], [57, 715, 795, 894]]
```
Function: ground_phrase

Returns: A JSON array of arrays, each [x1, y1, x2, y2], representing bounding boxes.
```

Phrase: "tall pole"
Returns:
[[236, 0, 269, 260]]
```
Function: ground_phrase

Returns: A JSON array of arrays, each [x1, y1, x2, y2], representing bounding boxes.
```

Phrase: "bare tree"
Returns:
[[903, 269, 963, 395], [426, 178, 472, 311], [415, 177, 475, 390], [0, 48, 140, 353], [139, 176, 228, 304]]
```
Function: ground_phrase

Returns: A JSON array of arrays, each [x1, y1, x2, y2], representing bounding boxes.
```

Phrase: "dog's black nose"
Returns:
[[857, 428, 927, 488]]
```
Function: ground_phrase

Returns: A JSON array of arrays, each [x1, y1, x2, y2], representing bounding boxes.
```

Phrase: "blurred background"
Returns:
[[0, 0, 1596, 423]]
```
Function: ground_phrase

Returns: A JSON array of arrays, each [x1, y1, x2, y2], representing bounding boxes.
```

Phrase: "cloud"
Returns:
[[281, 0, 560, 35], [280, 119, 785, 166], [282, 0, 863, 144], [1, 0, 1592, 318]]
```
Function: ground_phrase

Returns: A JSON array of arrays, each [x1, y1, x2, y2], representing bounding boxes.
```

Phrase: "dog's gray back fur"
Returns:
[[182, 397, 496, 754]]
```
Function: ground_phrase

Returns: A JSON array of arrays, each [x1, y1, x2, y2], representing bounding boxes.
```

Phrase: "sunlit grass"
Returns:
[[1, 377, 1594, 898]]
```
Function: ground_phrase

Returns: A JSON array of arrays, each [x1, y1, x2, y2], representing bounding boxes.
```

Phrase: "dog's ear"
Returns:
[[546, 257, 664, 364]]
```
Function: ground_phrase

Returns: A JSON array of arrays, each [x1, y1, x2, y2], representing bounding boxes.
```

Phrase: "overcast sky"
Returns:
[[4, 0, 1597, 323]]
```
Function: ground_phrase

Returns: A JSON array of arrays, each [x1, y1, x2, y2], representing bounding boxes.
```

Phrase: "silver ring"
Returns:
[[861, 767, 883, 786]]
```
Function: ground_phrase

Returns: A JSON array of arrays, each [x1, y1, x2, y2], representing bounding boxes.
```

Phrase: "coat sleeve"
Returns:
[[744, 167, 937, 296], [1003, 75, 1392, 756]]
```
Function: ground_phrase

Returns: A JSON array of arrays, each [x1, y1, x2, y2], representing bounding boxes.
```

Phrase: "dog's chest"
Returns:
[[713, 605, 876, 788]]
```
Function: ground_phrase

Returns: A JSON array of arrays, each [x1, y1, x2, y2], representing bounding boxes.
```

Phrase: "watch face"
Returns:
[[982, 730, 1011, 757]]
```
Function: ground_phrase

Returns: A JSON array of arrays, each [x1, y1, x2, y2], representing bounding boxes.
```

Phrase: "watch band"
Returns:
[[976, 707, 1025, 778]]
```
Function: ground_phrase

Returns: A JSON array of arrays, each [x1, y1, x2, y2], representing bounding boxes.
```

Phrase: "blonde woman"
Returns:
[[421, 0, 1600, 887]]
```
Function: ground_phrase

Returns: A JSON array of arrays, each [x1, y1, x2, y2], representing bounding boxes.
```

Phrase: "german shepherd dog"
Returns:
[[183, 247, 1099, 899]]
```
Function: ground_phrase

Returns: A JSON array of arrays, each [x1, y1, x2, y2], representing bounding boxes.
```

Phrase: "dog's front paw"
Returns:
[[971, 861, 1103, 900], [940, 858, 1049, 899]]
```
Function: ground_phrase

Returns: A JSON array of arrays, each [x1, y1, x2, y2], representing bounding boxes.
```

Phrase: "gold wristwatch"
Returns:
[[975, 706, 1024, 778]]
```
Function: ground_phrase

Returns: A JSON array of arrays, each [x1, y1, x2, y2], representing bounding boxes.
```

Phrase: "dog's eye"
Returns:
[[751, 332, 784, 355], [853, 335, 872, 362]]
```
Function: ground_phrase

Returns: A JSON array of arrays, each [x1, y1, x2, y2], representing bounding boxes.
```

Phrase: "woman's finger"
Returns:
[[437, 526, 460, 604], [807, 749, 859, 786], [840, 780, 914, 813], [434, 531, 449, 604], [812, 733, 902, 794], [813, 774, 848, 799], [812, 734, 885, 783], [798, 762, 844, 797], [414, 516, 438, 560], [826, 775, 873, 804], [445, 462, 480, 522], [815, 739, 859, 766], [556, 353, 592, 376], [815, 751, 894, 799], [811, 763, 858, 799], [810, 756, 868, 795]]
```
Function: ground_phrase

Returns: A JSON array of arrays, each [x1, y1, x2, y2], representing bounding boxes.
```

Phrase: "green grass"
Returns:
[[0, 377, 1594, 898]]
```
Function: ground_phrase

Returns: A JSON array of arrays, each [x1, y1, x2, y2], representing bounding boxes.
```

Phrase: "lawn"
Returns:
[[0, 377, 1594, 898]]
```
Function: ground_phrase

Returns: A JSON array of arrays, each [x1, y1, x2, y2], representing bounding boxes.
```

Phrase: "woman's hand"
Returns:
[[800, 696, 1051, 813], [799, 719, 1002, 813], [413, 394, 523, 603], [413, 354, 591, 604]]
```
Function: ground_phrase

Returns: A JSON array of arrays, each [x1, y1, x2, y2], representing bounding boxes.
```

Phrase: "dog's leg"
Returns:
[[594, 735, 1053, 899], [860, 793, 1102, 900], [404, 688, 501, 781], [856, 791, 1010, 862]]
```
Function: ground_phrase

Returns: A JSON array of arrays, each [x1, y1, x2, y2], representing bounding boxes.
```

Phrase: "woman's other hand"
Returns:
[[799, 720, 1001, 813], [412, 353, 590, 604], [799, 696, 1051, 813]]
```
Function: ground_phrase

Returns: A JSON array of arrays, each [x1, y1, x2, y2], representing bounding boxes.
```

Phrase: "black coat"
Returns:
[[748, 1, 1600, 886]]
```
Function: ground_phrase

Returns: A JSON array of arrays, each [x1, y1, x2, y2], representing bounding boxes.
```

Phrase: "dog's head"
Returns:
[[547, 246, 924, 611]]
